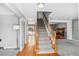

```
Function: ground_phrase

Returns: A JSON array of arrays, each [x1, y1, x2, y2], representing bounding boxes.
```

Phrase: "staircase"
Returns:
[[37, 19, 54, 54]]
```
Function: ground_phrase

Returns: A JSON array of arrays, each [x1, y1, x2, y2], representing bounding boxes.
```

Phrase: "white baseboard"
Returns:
[[69, 39, 79, 45], [72, 39, 79, 43], [4, 47, 17, 49]]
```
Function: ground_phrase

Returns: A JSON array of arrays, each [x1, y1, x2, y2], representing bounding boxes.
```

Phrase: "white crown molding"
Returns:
[[4, 3, 26, 19]]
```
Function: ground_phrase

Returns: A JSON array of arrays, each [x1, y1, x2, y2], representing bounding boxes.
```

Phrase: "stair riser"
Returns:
[[38, 39, 49, 41], [39, 35, 48, 37], [39, 48, 53, 50], [38, 30, 47, 32], [38, 29, 46, 32], [37, 50, 54, 54], [38, 32, 48, 34], [38, 33, 48, 36], [38, 42, 51, 44], [38, 28, 45, 29], [38, 37, 49, 39], [39, 45, 52, 48]]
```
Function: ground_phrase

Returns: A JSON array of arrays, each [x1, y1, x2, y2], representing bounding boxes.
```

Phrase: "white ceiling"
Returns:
[[0, 3, 78, 20], [14, 3, 37, 20], [48, 3, 78, 20], [14, 3, 78, 20], [0, 4, 14, 15]]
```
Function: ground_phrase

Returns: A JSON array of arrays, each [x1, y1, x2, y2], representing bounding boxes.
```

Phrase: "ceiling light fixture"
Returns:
[[37, 3, 45, 8]]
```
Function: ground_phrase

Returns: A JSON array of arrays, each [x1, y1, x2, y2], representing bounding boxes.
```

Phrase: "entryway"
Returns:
[[50, 23, 67, 40]]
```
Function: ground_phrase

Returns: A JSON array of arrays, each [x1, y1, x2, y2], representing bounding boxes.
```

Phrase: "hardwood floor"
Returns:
[[16, 43, 60, 56], [16, 31, 60, 56]]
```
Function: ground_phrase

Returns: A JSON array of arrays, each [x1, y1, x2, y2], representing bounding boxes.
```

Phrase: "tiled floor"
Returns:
[[57, 39, 79, 56], [0, 48, 18, 56]]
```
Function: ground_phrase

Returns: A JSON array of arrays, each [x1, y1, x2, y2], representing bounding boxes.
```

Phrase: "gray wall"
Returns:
[[78, 4, 79, 42], [0, 15, 19, 48], [72, 20, 78, 41]]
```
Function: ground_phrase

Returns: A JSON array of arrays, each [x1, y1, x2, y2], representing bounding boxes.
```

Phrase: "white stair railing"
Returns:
[[42, 12, 49, 36]]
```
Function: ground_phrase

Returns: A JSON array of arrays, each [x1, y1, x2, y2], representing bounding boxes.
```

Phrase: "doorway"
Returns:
[[50, 23, 67, 39], [56, 28, 65, 39], [56, 23, 67, 39]]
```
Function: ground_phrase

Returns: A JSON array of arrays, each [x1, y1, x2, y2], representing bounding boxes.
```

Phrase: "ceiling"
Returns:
[[1, 3, 78, 20], [0, 4, 14, 15]]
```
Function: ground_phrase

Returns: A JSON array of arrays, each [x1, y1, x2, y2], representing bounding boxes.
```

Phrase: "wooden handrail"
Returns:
[[52, 31, 58, 53], [53, 31, 56, 48], [36, 31, 38, 49], [43, 12, 48, 23], [34, 24, 39, 53], [48, 25, 58, 53], [43, 12, 58, 53]]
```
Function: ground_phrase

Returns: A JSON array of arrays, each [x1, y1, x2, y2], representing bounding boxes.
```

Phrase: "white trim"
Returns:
[[68, 39, 79, 45], [72, 39, 79, 43], [4, 47, 17, 49], [4, 4, 25, 18]]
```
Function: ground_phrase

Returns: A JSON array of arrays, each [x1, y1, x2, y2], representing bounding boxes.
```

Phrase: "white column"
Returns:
[[78, 4, 79, 40], [19, 18, 22, 51], [19, 18, 25, 51], [67, 20, 72, 40]]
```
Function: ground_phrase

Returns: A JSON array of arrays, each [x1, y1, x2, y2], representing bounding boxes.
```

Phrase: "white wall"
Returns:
[[56, 23, 66, 28], [15, 3, 37, 21], [78, 3, 79, 39], [0, 15, 19, 48], [72, 20, 78, 41], [67, 20, 72, 40], [0, 4, 19, 48], [37, 12, 43, 19]]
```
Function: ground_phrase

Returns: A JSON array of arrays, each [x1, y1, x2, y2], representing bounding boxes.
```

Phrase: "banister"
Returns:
[[42, 12, 58, 53], [42, 12, 49, 35], [34, 22, 39, 54], [35, 31, 38, 50]]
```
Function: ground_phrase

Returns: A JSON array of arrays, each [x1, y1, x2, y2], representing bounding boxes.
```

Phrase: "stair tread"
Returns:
[[39, 47, 52, 48], [38, 33, 48, 35], [38, 40, 51, 44], [38, 42, 51, 44], [37, 48, 54, 54], [39, 47, 52, 49], [38, 37, 49, 39], [38, 39, 49, 41], [38, 36, 48, 37], [37, 26, 53, 54], [38, 32, 48, 34], [39, 47, 53, 50], [38, 42, 51, 45], [39, 45, 52, 48], [38, 40, 50, 42], [38, 35, 48, 36]]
